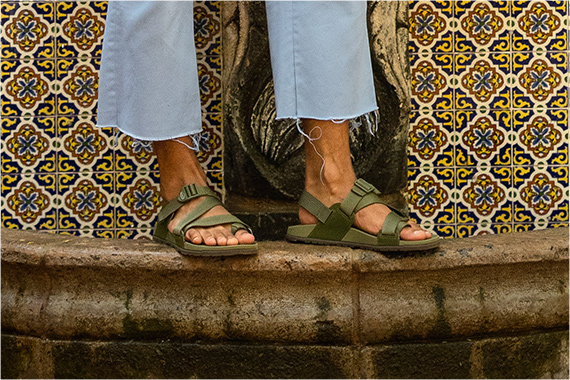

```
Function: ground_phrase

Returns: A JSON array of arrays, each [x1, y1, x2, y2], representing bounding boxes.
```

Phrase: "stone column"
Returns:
[[223, 1, 410, 210]]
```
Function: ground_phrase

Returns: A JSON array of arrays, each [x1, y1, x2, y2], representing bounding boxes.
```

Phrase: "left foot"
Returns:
[[300, 118, 432, 241]]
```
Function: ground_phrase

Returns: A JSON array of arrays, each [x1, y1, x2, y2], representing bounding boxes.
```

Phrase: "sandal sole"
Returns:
[[285, 233, 440, 252]]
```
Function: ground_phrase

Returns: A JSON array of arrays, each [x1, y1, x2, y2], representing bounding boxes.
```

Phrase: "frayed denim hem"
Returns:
[[275, 108, 380, 137], [95, 124, 205, 153]]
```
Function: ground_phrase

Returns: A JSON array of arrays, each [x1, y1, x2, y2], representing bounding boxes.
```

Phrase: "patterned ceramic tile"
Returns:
[[512, 51, 568, 109], [455, 109, 511, 166], [408, 1, 453, 55], [512, 0, 568, 52], [455, 53, 510, 110], [408, 110, 454, 168], [456, 166, 512, 225], [55, 1, 106, 58], [513, 108, 568, 166], [206, 170, 223, 198], [56, 57, 100, 115], [198, 55, 221, 114], [115, 135, 158, 172], [115, 171, 161, 230], [59, 229, 114, 238], [1, 1, 55, 60], [58, 172, 114, 230], [430, 224, 455, 239], [2, 116, 57, 173], [456, 223, 512, 238], [194, 1, 221, 56], [57, 114, 114, 172], [197, 113, 222, 170], [116, 229, 153, 240], [1, 59, 56, 117], [1, 173, 57, 230], [410, 53, 454, 111], [513, 165, 568, 223], [407, 167, 455, 228], [455, 1, 510, 53]]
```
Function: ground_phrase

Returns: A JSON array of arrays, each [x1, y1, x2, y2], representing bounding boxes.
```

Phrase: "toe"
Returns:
[[186, 228, 203, 245], [212, 226, 228, 246], [235, 229, 255, 244], [226, 233, 239, 246], [199, 229, 217, 246]]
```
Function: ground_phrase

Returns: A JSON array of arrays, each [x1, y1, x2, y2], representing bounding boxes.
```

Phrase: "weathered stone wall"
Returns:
[[2, 228, 568, 378]]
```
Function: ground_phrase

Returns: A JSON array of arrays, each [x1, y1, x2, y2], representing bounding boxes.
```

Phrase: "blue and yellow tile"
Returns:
[[408, 1, 453, 55], [198, 55, 221, 114], [456, 222, 512, 238], [454, 1, 510, 53], [206, 170, 223, 198], [407, 167, 455, 227], [1, 1, 55, 60], [59, 229, 114, 239], [456, 166, 512, 225], [408, 110, 454, 168], [410, 53, 453, 111], [513, 166, 569, 224], [55, 1, 106, 58], [2, 116, 56, 174], [512, 51, 568, 109], [512, 108, 568, 166], [115, 134, 158, 172], [1, 59, 56, 117], [58, 172, 114, 230], [116, 229, 153, 240], [197, 113, 222, 171], [56, 57, 100, 115], [512, 0, 568, 52], [57, 114, 114, 172], [115, 171, 161, 230], [455, 52, 510, 110], [455, 109, 511, 166], [194, 1, 221, 57], [1, 173, 57, 230]]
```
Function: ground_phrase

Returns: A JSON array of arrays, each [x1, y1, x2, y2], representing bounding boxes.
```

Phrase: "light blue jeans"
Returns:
[[97, 1, 378, 143]]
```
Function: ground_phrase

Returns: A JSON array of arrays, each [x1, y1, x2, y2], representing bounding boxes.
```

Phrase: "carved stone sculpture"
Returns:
[[223, 1, 410, 206]]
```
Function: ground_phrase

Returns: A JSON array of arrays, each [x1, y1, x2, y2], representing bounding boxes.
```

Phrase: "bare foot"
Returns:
[[155, 138, 255, 246], [300, 118, 432, 241]]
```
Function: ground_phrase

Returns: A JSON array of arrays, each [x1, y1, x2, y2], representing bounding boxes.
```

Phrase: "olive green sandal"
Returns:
[[153, 184, 258, 256], [286, 179, 440, 252]]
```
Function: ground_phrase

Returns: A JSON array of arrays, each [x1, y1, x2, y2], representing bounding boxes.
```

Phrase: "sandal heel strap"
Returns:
[[299, 190, 332, 223]]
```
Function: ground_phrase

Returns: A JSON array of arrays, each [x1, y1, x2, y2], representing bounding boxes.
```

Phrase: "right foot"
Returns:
[[167, 196, 255, 246], [154, 137, 255, 247]]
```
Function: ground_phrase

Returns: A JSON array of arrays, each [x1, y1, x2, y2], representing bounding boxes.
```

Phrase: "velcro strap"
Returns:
[[157, 184, 216, 223], [172, 196, 222, 236], [340, 179, 382, 217], [299, 191, 332, 223]]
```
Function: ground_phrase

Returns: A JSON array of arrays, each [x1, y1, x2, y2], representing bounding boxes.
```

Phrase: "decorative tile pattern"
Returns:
[[1, 1, 567, 241], [1, 1, 55, 60], [1, 59, 56, 117], [55, 1, 106, 58], [407, 1, 569, 238]]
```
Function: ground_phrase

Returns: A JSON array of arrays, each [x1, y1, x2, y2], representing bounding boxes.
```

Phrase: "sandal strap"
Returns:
[[377, 211, 411, 246], [157, 184, 216, 223], [172, 196, 222, 237], [181, 214, 253, 235], [299, 190, 332, 223], [340, 178, 383, 217]]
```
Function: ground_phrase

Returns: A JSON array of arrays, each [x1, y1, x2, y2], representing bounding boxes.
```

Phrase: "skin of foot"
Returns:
[[154, 138, 255, 246], [300, 119, 432, 241]]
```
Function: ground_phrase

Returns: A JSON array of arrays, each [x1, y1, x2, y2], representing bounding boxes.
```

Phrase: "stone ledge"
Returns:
[[1, 228, 568, 346]]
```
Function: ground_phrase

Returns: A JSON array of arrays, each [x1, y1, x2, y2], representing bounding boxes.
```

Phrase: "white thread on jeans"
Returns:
[[173, 131, 205, 152], [296, 119, 326, 185]]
